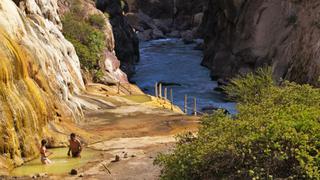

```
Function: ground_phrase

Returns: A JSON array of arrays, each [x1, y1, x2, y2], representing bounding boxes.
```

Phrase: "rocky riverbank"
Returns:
[[124, 0, 205, 42]]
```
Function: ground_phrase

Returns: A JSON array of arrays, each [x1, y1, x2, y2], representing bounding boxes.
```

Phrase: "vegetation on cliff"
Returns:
[[155, 68, 320, 179], [62, 0, 106, 74]]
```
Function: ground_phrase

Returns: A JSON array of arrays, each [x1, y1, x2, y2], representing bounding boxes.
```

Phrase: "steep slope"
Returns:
[[201, 0, 320, 86]]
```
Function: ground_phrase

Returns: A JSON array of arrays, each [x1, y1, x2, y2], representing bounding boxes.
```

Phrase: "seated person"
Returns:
[[67, 133, 82, 157], [40, 139, 53, 164]]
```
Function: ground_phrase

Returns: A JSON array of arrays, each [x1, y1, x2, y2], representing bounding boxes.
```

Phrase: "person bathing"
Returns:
[[40, 139, 53, 164], [68, 133, 82, 158]]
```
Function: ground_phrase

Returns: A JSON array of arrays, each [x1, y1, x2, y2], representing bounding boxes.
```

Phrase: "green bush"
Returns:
[[62, 5, 106, 71], [89, 14, 106, 29], [93, 69, 104, 82], [223, 67, 274, 103], [155, 68, 320, 179]]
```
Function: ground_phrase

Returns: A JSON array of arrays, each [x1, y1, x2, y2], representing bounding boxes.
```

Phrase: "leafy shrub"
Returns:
[[223, 67, 274, 103], [93, 69, 104, 82], [155, 68, 320, 179], [62, 3, 106, 71], [89, 14, 106, 29]]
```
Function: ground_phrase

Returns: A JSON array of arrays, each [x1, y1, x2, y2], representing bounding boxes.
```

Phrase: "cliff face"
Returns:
[[0, 0, 87, 169], [0, 0, 132, 171], [201, 0, 320, 85], [96, 0, 140, 78]]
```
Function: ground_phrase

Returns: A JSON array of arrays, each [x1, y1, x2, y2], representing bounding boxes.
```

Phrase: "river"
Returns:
[[131, 39, 236, 114]]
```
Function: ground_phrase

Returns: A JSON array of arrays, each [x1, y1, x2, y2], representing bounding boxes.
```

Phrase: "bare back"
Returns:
[[69, 139, 81, 153]]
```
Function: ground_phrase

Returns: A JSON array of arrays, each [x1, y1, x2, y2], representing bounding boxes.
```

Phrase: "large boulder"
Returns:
[[99, 51, 128, 84], [125, 11, 168, 41], [153, 19, 171, 34], [152, 28, 165, 39], [181, 30, 195, 44]]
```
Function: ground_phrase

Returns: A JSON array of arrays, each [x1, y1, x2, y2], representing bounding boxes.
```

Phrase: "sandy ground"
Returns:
[[3, 84, 199, 180]]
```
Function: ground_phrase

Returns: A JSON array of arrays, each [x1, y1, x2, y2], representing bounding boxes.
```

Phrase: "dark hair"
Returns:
[[41, 139, 47, 146], [70, 133, 76, 138]]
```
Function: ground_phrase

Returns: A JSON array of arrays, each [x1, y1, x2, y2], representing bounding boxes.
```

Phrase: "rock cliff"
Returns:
[[0, 0, 132, 171], [96, 0, 140, 77], [0, 0, 87, 169], [201, 0, 320, 86]]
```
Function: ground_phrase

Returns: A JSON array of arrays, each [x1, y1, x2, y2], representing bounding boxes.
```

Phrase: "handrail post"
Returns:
[[184, 94, 187, 114], [193, 97, 197, 116], [159, 83, 162, 98], [155, 82, 158, 97], [164, 88, 167, 100], [170, 88, 173, 110]]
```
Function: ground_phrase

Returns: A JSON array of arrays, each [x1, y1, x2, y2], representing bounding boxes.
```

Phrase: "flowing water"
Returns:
[[11, 148, 98, 176], [131, 39, 236, 114]]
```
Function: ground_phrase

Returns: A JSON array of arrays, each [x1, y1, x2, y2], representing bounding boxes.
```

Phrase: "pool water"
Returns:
[[10, 148, 98, 176], [122, 95, 152, 103]]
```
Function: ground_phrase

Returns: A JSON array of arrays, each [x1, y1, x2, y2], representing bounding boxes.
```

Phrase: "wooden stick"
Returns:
[[102, 163, 111, 174], [193, 97, 197, 116]]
